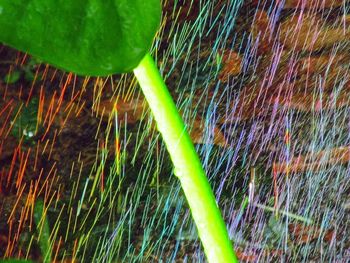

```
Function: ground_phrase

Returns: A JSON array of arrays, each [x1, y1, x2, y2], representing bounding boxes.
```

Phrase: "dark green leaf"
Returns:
[[0, 0, 161, 76], [23, 69, 35, 82]]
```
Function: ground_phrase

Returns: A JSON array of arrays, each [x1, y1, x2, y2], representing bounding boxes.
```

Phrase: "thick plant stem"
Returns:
[[134, 53, 238, 263]]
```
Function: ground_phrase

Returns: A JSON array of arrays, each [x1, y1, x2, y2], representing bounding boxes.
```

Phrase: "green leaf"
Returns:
[[4, 70, 20, 84], [0, 0, 161, 76], [11, 98, 39, 142], [34, 198, 51, 263], [0, 260, 34, 263]]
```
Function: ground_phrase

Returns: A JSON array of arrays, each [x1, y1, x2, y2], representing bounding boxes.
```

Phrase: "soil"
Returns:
[[0, 0, 350, 262]]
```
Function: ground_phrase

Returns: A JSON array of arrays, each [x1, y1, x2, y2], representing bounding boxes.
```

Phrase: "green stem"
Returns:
[[133, 53, 238, 263]]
